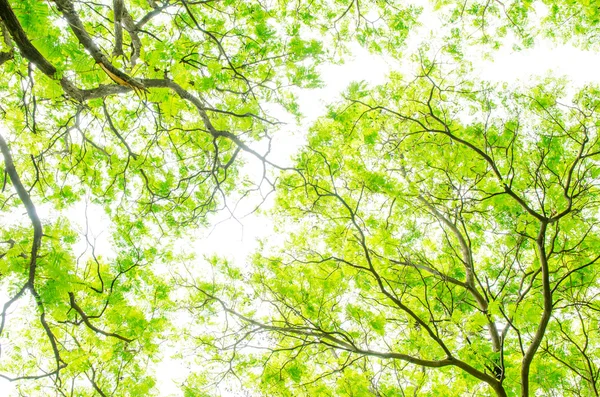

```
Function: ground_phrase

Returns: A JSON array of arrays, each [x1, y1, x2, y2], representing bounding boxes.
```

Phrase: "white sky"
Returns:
[[3, 7, 600, 396]]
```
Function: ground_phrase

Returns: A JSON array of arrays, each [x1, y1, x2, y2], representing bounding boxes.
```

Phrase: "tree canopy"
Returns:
[[0, 0, 599, 396]]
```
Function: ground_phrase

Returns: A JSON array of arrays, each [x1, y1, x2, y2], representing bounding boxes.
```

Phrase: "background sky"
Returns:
[[3, 6, 600, 395]]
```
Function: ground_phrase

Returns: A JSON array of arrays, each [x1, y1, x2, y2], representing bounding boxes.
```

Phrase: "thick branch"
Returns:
[[68, 292, 133, 343], [52, 0, 147, 92], [0, 133, 42, 284], [520, 221, 552, 397], [121, 8, 141, 67], [0, 50, 12, 65], [0, 133, 66, 371], [112, 0, 124, 56], [0, 0, 57, 76]]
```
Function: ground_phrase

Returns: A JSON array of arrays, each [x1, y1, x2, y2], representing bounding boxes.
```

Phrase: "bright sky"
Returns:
[[3, 6, 600, 396]]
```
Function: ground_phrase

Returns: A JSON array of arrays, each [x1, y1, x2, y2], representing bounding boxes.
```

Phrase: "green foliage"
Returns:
[[1, 0, 599, 396], [436, 0, 600, 50], [186, 61, 600, 396]]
